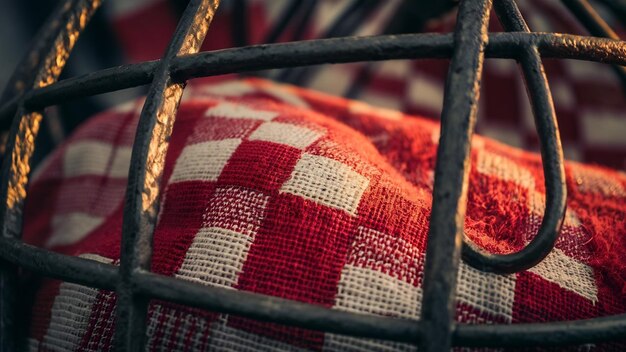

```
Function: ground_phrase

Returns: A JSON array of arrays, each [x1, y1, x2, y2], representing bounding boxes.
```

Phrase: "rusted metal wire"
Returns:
[[1, 32, 626, 128], [114, 0, 219, 350], [561, 0, 626, 93], [460, 0, 567, 274], [1, 234, 625, 347], [1, 0, 626, 350], [0, 1, 102, 350], [419, 0, 493, 350]]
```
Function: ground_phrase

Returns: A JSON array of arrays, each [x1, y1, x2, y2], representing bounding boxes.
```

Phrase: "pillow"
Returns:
[[23, 78, 626, 351]]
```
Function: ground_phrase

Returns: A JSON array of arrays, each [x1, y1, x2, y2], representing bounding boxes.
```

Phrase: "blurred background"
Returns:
[[1, 0, 625, 170]]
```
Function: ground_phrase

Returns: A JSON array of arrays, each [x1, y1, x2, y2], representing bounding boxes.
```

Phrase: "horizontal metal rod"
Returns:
[[114, 0, 221, 348], [0, 237, 117, 290], [0, 237, 624, 347], [133, 271, 422, 343], [173, 32, 626, 79], [30, 61, 157, 114], [0, 32, 625, 126], [420, 0, 493, 349], [454, 314, 626, 347]]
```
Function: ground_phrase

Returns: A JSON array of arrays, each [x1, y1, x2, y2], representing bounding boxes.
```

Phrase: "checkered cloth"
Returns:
[[23, 78, 626, 351]]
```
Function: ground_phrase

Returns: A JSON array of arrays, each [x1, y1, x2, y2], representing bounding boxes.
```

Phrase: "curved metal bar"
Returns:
[[563, 0, 621, 38], [278, 0, 380, 84], [0, 32, 625, 126], [0, 1, 85, 104], [461, 0, 568, 274], [0, 2, 623, 349], [596, 0, 626, 28], [175, 32, 626, 79], [419, 0, 493, 350], [113, 0, 220, 350], [561, 0, 626, 93], [0, 1, 102, 350], [262, 0, 305, 44]]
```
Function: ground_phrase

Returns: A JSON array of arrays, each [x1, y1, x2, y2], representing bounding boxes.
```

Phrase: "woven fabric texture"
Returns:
[[22, 78, 626, 351]]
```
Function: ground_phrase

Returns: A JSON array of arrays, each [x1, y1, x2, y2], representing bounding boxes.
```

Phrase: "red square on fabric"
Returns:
[[229, 193, 358, 348], [513, 272, 597, 323], [217, 140, 301, 194], [152, 181, 217, 276]]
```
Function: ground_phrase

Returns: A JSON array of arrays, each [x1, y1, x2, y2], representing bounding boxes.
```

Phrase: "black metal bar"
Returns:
[[419, 0, 493, 350], [134, 271, 423, 343], [454, 315, 626, 347], [0, 1, 101, 350], [289, 0, 317, 42], [0, 1, 86, 105], [0, 108, 42, 351], [0, 237, 117, 290], [563, 0, 621, 39], [561, 0, 626, 92], [1, 32, 624, 127], [231, 0, 247, 47], [113, 0, 219, 350], [262, 0, 305, 44], [0, 32, 624, 126], [494, 0, 532, 32], [596, 0, 626, 28], [278, 0, 379, 84], [23, 61, 157, 114], [460, 0, 568, 274], [1, 234, 624, 347], [0, 0, 624, 349]]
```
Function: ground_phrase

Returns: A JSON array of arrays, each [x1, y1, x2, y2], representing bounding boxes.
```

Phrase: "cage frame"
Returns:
[[1, 0, 626, 350]]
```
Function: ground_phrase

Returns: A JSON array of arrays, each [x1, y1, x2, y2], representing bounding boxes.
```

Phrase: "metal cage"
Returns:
[[0, 0, 625, 350]]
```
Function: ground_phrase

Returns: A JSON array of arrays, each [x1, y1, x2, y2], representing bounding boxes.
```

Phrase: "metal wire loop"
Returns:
[[460, 0, 568, 274]]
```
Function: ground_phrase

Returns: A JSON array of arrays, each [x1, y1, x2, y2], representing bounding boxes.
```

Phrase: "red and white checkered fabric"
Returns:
[[23, 78, 626, 351]]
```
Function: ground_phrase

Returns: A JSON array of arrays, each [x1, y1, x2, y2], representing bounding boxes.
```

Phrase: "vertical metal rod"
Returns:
[[263, 0, 305, 44], [562, 0, 621, 39], [289, 0, 318, 42], [113, 0, 219, 350], [595, 0, 626, 28], [0, 1, 102, 351], [419, 0, 492, 350], [0, 1, 91, 105], [561, 0, 626, 93], [461, 0, 568, 274], [278, 0, 378, 84], [232, 0, 248, 47], [493, 0, 531, 32]]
